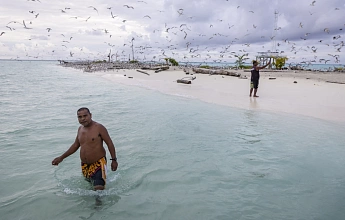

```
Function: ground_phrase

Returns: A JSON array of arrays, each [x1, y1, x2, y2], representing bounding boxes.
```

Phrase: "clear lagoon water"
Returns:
[[1, 60, 345, 220]]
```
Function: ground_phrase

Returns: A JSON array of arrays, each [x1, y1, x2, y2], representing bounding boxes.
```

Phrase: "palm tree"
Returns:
[[234, 53, 249, 69]]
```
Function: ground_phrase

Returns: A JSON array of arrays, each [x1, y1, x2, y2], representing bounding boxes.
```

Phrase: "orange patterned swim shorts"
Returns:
[[81, 157, 107, 186]]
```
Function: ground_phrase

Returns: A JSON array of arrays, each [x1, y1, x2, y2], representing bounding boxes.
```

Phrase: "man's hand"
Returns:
[[111, 160, 118, 171], [52, 157, 63, 166]]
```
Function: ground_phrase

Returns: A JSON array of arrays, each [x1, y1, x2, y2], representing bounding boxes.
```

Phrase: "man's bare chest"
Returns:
[[78, 129, 102, 144]]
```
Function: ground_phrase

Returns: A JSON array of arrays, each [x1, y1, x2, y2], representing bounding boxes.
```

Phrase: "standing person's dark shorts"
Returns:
[[250, 67, 260, 89], [250, 79, 259, 89]]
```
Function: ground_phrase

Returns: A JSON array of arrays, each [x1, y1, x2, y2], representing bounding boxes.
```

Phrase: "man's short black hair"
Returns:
[[77, 107, 90, 114], [253, 60, 258, 65]]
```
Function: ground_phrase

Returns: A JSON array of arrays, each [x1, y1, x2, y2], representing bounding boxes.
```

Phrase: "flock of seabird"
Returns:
[[1, 0, 344, 66]]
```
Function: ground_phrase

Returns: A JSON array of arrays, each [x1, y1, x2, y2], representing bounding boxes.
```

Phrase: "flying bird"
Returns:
[[228, 24, 234, 29], [177, 9, 184, 16], [23, 20, 32, 29], [310, 1, 316, 6], [88, 6, 98, 14], [124, 5, 134, 9], [183, 31, 187, 39], [7, 21, 20, 25], [311, 46, 317, 52], [110, 12, 117, 18], [0, 32, 5, 36], [333, 35, 341, 40]]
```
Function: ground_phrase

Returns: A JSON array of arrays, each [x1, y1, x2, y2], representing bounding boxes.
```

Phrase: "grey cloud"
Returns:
[[0, 0, 344, 63], [29, 35, 49, 40]]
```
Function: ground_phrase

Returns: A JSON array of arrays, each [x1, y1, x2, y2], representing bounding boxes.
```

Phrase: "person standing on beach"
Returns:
[[52, 107, 118, 190], [250, 59, 271, 97]]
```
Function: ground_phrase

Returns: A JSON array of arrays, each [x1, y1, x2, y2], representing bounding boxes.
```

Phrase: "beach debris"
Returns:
[[269, 77, 276, 80], [326, 81, 345, 84], [294, 81, 297, 83], [177, 79, 191, 84], [59, 60, 175, 73], [136, 69, 150, 75], [154, 66, 170, 73], [192, 68, 241, 77], [183, 68, 190, 74], [141, 66, 169, 72], [176, 76, 196, 84], [128, 76, 133, 79]]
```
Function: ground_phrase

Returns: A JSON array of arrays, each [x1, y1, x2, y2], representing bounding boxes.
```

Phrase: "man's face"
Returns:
[[77, 110, 92, 127]]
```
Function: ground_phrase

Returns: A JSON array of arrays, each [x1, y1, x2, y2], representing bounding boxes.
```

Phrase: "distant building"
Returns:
[[255, 51, 287, 69]]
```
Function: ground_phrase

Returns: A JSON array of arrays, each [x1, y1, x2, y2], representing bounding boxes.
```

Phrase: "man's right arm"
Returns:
[[52, 136, 80, 166], [258, 59, 271, 70]]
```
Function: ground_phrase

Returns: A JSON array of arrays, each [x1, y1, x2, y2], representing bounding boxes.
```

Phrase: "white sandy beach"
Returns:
[[101, 68, 345, 123]]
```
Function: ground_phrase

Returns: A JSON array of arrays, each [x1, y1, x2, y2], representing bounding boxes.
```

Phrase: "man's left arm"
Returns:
[[99, 125, 118, 171]]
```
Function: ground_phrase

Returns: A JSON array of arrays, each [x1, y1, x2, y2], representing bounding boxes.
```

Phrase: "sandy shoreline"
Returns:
[[98, 67, 345, 123], [241, 69, 345, 84]]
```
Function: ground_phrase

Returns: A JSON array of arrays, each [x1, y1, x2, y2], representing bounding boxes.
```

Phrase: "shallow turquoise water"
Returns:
[[1, 60, 345, 220]]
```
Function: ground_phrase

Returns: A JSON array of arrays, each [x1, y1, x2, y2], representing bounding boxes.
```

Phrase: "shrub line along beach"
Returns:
[[59, 61, 345, 123]]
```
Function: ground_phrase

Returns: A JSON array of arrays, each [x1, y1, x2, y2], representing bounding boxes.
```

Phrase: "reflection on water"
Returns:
[[249, 97, 258, 109], [78, 194, 121, 219]]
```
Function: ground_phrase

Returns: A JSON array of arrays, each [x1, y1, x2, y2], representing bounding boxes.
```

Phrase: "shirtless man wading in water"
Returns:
[[52, 107, 118, 190]]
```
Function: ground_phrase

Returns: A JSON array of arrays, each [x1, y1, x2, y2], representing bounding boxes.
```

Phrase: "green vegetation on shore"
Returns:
[[234, 53, 249, 69], [199, 65, 210, 69], [164, 58, 179, 66], [334, 67, 344, 71], [273, 57, 288, 69], [93, 60, 107, 63]]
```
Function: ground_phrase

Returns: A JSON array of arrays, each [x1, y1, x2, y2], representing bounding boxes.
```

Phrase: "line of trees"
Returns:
[[234, 53, 288, 69]]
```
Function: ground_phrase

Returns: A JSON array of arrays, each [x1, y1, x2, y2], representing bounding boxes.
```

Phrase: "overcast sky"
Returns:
[[0, 0, 344, 65]]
